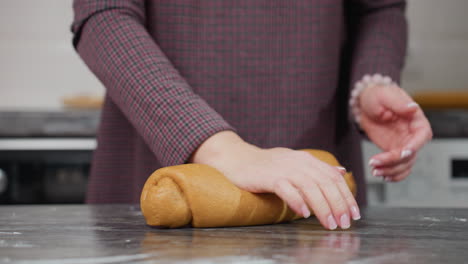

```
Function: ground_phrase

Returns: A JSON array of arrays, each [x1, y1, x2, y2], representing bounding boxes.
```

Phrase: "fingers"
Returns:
[[311, 174, 351, 229], [379, 86, 419, 117], [367, 109, 430, 180], [273, 179, 310, 218], [369, 148, 411, 168], [405, 111, 433, 152], [320, 164, 360, 221], [295, 181, 339, 230], [369, 150, 416, 182], [333, 172, 361, 221], [372, 154, 417, 181], [385, 167, 412, 182], [323, 165, 361, 221], [335, 166, 346, 175], [298, 163, 359, 230], [268, 151, 360, 231], [366, 104, 431, 183]]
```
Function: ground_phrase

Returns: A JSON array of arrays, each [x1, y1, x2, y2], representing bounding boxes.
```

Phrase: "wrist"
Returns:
[[349, 74, 395, 125], [190, 130, 256, 165]]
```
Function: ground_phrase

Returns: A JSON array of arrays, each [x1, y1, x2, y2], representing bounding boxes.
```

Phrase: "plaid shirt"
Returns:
[[72, 0, 407, 204]]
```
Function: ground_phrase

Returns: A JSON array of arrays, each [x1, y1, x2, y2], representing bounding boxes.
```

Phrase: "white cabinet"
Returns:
[[362, 139, 468, 208]]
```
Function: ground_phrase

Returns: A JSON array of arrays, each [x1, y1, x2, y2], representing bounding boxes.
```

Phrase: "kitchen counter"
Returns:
[[1, 205, 467, 264], [0, 110, 100, 137]]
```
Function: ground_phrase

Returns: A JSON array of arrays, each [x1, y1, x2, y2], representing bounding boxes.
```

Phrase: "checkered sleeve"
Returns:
[[71, 0, 235, 166], [346, 0, 408, 87]]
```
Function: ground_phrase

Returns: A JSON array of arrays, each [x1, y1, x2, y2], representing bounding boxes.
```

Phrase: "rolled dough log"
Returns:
[[140, 149, 357, 228]]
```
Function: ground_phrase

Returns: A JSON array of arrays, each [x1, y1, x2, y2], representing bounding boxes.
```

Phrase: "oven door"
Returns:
[[0, 138, 95, 204]]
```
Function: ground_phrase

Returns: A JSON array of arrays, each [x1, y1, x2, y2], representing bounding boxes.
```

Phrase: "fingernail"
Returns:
[[328, 215, 338, 230], [340, 214, 351, 229], [372, 169, 383, 177], [351, 206, 361, 220], [336, 166, 346, 175], [302, 205, 311, 218], [407, 102, 419, 108], [384, 177, 392, 182], [369, 159, 381, 167], [401, 149, 412, 159], [336, 166, 346, 172]]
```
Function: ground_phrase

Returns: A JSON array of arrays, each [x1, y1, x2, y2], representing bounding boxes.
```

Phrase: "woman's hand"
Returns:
[[359, 84, 433, 182], [190, 131, 360, 230]]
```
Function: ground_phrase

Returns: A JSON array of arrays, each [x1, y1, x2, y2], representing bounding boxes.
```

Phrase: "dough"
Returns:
[[140, 149, 357, 228]]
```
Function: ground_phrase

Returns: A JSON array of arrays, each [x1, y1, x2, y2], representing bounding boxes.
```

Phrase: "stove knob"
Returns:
[[0, 168, 7, 194]]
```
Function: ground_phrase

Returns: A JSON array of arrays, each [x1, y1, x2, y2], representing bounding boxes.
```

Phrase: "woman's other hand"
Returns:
[[359, 84, 433, 182]]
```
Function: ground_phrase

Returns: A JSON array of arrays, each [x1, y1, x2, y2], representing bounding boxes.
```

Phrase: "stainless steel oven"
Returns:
[[0, 138, 95, 204], [0, 110, 99, 204]]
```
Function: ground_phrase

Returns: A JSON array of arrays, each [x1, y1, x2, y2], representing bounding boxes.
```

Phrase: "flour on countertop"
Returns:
[[11, 253, 155, 264], [347, 252, 411, 264], [9, 254, 277, 264], [421, 216, 441, 222], [0, 231, 21, 235], [419, 216, 467, 223], [170, 256, 276, 264]]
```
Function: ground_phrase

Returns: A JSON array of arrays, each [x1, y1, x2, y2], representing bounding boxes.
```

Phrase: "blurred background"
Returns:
[[0, 0, 467, 205]]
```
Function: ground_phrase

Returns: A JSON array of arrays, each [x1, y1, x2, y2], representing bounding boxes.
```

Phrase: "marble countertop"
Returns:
[[1, 205, 467, 264]]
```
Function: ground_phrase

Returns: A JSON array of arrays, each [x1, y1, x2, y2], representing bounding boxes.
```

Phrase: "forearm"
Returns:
[[72, 6, 233, 166], [346, 0, 408, 86]]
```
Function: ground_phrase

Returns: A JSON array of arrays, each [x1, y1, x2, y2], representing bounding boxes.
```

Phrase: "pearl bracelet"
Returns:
[[349, 73, 396, 125]]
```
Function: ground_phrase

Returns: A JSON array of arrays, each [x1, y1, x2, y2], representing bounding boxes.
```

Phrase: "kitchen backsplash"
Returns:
[[0, 0, 467, 110]]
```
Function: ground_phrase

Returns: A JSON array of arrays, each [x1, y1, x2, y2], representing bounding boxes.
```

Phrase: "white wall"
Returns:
[[0, 0, 104, 110], [0, 0, 467, 110], [402, 0, 468, 92]]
